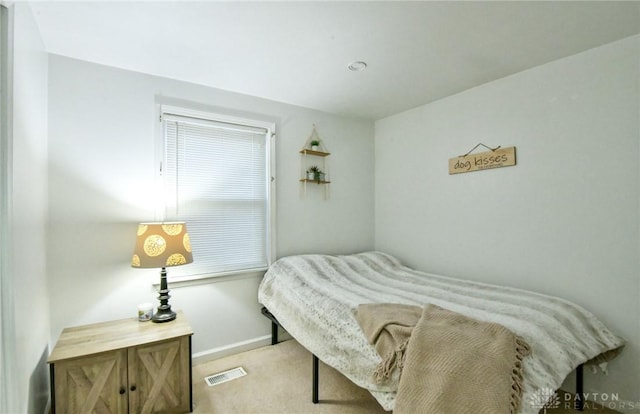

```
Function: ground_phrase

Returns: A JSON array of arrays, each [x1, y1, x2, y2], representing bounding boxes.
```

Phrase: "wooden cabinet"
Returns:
[[128, 337, 191, 413], [52, 348, 128, 413], [48, 311, 193, 414]]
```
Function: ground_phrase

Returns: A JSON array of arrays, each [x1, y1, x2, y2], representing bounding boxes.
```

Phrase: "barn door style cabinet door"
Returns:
[[48, 311, 193, 414]]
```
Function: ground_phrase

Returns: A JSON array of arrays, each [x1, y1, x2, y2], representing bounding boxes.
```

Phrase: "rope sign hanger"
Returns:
[[460, 143, 501, 158]]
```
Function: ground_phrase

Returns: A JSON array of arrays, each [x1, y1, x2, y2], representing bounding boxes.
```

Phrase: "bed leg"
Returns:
[[312, 354, 319, 404], [260, 307, 280, 345], [575, 364, 584, 411], [271, 321, 278, 345]]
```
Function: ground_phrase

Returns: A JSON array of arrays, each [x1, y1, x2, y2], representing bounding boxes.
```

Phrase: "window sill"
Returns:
[[153, 267, 268, 289]]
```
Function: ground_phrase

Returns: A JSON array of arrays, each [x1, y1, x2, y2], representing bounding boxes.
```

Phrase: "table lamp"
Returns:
[[131, 222, 193, 322]]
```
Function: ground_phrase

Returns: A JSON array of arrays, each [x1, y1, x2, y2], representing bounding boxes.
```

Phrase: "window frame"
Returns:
[[0, 5, 17, 412], [155, 104, 276, 283]]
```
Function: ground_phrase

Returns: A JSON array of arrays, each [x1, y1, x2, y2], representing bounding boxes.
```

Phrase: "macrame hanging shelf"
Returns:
[[302, 124, 330, 153]]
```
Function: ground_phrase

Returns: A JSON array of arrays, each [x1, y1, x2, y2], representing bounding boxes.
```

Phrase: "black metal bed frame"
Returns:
[[261, 306, 585, 411]]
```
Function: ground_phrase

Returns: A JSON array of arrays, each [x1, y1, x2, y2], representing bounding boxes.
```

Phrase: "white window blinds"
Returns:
[[161, 108, 273, 279]]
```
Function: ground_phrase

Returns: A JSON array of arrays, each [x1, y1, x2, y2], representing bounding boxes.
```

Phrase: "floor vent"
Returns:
[[204, 367, 247, 387]]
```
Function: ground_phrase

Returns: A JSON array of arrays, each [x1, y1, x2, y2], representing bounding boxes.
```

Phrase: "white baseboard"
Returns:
[[192, 334, 274, 365]]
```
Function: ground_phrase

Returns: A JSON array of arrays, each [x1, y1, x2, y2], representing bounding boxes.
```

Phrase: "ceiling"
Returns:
[[28, 1, 640, 120]]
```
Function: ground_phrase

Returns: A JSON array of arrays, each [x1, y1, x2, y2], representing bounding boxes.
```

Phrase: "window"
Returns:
[[159, 105, 275, 280]]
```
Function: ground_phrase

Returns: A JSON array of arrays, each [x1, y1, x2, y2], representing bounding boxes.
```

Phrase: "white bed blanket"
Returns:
[[257, 251, 624, 413]]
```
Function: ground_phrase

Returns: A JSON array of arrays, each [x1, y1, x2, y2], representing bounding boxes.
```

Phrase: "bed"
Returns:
[[257, 251, 624, 413]]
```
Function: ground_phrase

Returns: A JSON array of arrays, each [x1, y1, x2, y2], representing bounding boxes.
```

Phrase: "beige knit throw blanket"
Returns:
[[355, 303, 531, 414]]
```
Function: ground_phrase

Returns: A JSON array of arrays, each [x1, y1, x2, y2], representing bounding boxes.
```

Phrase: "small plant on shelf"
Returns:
[[306, 166, 316, 180], [308, 165, 321, 181], [310, 140, 320, 151], [307, 166, 327, 181]]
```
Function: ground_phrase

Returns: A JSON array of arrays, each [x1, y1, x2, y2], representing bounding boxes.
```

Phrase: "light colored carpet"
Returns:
[[192, 339, 384, 414], [191, 339, 619, 414]]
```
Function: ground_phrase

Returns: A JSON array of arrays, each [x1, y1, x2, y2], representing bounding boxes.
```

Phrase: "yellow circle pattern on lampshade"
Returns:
[[183, 233, 192, 253], [143, 234, 167, 257], [162, 223, 183, 236], [166, 253, 187, 266], [131, 222, 194, 268]]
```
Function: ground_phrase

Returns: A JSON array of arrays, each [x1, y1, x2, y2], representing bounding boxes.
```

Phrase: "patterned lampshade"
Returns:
[[131, 222, 193, 269]]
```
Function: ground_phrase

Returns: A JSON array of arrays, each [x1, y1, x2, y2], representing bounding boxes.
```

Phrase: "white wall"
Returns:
[[47, 55, 374, 357], [9, 3, 50, 414], [375, 35, 640, 409]]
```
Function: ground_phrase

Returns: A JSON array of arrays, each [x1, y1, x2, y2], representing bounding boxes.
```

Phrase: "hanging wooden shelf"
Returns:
[[300, 125, 331, 199], [300, 149, 331, 157], [299, 178, 332, 184]]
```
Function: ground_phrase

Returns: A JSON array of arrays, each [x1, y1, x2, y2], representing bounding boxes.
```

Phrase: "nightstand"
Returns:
[[48, 310, 194, 414]]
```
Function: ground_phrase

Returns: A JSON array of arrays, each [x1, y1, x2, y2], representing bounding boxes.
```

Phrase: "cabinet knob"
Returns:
[[119, 387, 125, 395], [130, 385, 137, 392]]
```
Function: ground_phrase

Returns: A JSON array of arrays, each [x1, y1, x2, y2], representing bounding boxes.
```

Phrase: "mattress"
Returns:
[[257, 251, 624, 413]]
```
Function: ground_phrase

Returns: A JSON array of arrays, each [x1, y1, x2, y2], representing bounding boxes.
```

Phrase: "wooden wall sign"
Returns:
[[449, 146, 516, 175]]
